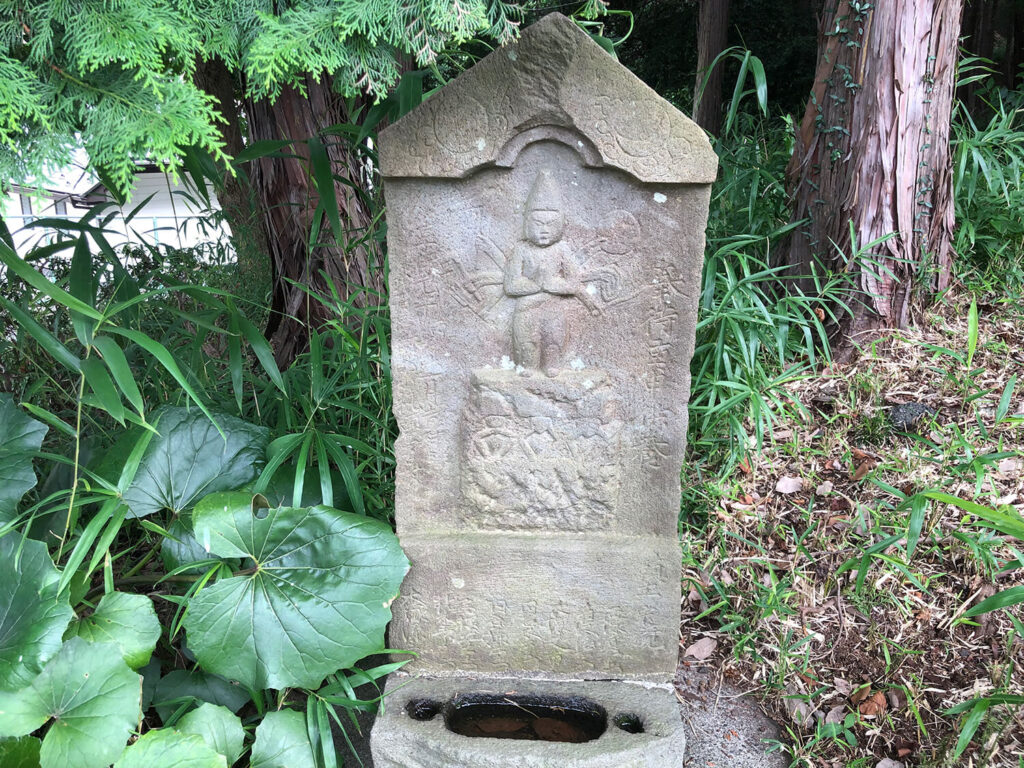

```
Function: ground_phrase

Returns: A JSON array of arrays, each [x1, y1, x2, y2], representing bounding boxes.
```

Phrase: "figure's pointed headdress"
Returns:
[[525, 169, 562, 213]]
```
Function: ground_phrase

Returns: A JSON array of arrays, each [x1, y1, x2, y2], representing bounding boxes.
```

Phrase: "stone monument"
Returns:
[[371, 13, 716, 767]]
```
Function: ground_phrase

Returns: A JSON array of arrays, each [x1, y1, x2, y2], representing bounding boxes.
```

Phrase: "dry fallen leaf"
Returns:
[[824, 705, 846, 725], [776, 475, 804, 494], [783, 682, 816, 727], [816, 480, 834, 495], [684, 637, 718, 660], [859, 691, 888, 717], [997, 457, 1023, 477], [851, 458, 876, 482], [887, 689, 908, 711], [850, 684, 871, 705], [833, 678, 852, 696]]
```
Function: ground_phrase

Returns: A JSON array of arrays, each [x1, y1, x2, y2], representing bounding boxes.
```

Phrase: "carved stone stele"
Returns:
[[373, 13, 716, 766], [381, 12, 715, 682]]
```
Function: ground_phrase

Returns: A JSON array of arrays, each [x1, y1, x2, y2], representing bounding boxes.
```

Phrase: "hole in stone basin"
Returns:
[[614, 713, 645, 734], [445, 693, 607, 743], [406, 698, 442, 721]]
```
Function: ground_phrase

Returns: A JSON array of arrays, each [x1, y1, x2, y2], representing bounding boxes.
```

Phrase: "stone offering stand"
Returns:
[[371, 13, 717, 767]]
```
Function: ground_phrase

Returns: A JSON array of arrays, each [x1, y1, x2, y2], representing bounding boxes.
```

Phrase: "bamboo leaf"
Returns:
[[69, 236, 96, 345], [0, 297, 82, 372], [965, 585, 1024, 617], [92, 336, 145, 416], [308, 137, 343, 246], [105, 328, 218, 430], [0, 241, 102, 319], [80, 356, 126, 424], [953, 698, 989, 759]]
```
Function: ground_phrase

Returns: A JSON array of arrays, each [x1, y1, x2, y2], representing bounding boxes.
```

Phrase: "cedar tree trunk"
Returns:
[[784, 0, 963, 353], [193, 59, 273, 311], [694, 0, 731, 134], [247, 75, 383, 367]]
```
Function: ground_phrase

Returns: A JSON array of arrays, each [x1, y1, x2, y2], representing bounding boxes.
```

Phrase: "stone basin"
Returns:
[[371, 676, 685, 768]]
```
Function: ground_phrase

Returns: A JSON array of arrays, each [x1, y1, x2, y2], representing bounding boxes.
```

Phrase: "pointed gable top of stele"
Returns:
[[379, 12, 717, 185]]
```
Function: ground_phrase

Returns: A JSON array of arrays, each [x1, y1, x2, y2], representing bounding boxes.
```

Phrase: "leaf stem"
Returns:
[[58, 364, 87, 562]]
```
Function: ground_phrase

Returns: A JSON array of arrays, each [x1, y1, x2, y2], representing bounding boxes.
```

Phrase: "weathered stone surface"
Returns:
[[382, 16, 715, 184], [392, 534, 680, 678], [380, 11, 715, 682], [371, 676, 686, 768]]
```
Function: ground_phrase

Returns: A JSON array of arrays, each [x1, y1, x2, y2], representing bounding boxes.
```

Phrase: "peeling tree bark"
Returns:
[[694, 0, 730, 134], [783, 0, 964, 354], [247, 75, 384, 367]]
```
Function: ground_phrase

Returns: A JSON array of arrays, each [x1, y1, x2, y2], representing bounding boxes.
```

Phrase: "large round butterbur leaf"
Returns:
[[250, 709, 315, 768], [122, 408, 268, 519], [0, 637, 140, 768], [0, 735, 41, 767], [177, 703, 245, 764], [152, 669, 250, 724], [0, 395, 48, 524], [0, 536, 74, 691], [64, 592, 161, 669], [161, 516, 214, 574], [112, 728, 226, 768], [184, 493, 409, 690]]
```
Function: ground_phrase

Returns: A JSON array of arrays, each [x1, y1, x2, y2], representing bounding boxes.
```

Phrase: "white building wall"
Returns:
[[2, 171, 232, 255]]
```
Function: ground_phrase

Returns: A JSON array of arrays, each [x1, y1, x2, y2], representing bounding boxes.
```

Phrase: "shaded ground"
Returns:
[[679, 292, 1024, 767], [676, 654, 787, 767]]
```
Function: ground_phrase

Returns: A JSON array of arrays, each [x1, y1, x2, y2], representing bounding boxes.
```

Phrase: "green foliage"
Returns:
[[183, 491, 409, 690], [0, 536, 73, 691], [152, 670, 249, 724], [63, 591, 161, 669], [120, 407, 269, 518], [0, 735, 41, 767], [112, 727, 227, 768], [250, 709, 317, 768], [0, 394, 48, 523], [176, 704, 246, 766], [0, 637, 141, 768], [0, 204, 408, 764], [686, 107, 845, 469], [0, 0, 524, 191], [952, 85, 1024, 293]]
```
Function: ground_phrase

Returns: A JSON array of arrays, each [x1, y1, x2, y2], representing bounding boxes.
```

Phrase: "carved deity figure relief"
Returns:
[[503, 169, 599, 377]]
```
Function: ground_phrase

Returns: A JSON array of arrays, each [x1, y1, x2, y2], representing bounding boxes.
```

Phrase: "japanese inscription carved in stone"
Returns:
[[379, 12, 716, 680]]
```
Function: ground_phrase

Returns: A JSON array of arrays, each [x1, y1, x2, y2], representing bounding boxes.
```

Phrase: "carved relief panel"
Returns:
[[388, 135, 706, 537]]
